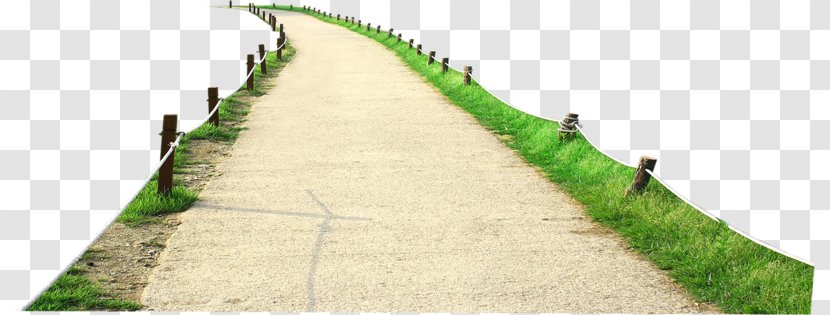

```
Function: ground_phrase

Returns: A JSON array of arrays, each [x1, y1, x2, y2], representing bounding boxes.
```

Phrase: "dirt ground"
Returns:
[[75, 138, 228, 303]]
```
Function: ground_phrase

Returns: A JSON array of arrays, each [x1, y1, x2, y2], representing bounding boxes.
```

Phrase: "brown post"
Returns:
[[558, 113, 580, 141], [409, 39, 414, 49], [277, 37, 284, 61], [397, 33, 402, 42], [271, 16, 276, 32], [442, 57, 449, 73], [428, 51, 436, 64], [625, 156, 658, 197], [416, 44, 422, 55], [279, 23, 285, 39], [157, 114, 177, 195], [388, 28, 394, 37], [246, 54, 255, 91], [463, 66, 472, 85], [207, 87, 220, 126], [258, 44, 267, 74]]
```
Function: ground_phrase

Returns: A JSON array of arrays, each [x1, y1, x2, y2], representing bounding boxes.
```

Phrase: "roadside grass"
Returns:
[[25, 266, 142, 311], [273, 6, 815, 314], [26, 42, 296, 311]]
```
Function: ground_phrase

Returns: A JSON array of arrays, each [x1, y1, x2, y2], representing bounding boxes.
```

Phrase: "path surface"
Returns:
[[141, 10, 713, 313]]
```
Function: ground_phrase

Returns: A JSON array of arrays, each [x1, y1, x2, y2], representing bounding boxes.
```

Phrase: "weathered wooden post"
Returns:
[[463, 66, 472, 85], [416, 44, 422, 55], [157, 114, 178, 195], [246, 54, 255, 91], [557, 113, 580, 141], [428, 51, 436, 65], [258, 44, 267, 74], [409, 39, 414, 49], [277, 37, 285, 61], [442, 58, 449, 73], [625, 156, 658, 197], [207, 87, 220, 126], [279, 23, 285, 39], [271, 16, 276, 32]]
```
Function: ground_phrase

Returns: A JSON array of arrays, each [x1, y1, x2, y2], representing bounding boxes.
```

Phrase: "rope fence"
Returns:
[[150, 4, 289, 196]]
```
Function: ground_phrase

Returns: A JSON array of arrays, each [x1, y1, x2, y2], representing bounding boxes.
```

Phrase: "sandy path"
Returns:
[[141, 10, 713, 313]]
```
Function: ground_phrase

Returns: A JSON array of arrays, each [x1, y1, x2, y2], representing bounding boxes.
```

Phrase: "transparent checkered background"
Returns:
[[1, 0, 827, 312], [275, 0, 829, 312], [0, 0, 278, 310]]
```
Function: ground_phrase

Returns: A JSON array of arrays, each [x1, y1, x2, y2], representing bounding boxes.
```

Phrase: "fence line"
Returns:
[[150, 4, 288, 196]]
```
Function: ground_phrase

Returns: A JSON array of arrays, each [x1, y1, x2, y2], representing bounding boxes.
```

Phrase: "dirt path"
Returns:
[[141, 10, 714, 313]]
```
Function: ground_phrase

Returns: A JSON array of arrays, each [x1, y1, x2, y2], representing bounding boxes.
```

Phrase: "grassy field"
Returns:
[[271, 5, 815, 314], [26, 42, 296, 311]]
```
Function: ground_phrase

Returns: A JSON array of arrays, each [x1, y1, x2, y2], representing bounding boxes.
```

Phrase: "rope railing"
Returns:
[[150, 4, 289, 196]]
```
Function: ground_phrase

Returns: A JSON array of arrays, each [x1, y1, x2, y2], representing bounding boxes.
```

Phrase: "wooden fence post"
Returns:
[[157, 114, 177, 195], [409, 39, 414, 49], [416, 44, 422, 55], [246, 54, 255, 91], [463, 66, 472, 85], [428, 51, 436, 65], [279, 23, 285, 39], [388, 28, 394, 37], [558, 113, 580, 141], [625, 157, 658, 197], [358, 20, 362, 28], [397, 33, 402, 42], [258, 44, 267, 75], [271, 16, 276, 32], [207, 87, 220, 126], [277, 37, 284, 61], [376, 25, 381, 33], [442, 58, 449, 73], [367, 23, 371, 31]]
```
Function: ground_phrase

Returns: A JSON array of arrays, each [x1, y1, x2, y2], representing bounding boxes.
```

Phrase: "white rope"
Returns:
[[244, 49, 271, 79]]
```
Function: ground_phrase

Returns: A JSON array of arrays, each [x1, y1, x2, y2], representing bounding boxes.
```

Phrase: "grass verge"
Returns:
[[273, 5, 814, 314], [26, 40, 296, 311]]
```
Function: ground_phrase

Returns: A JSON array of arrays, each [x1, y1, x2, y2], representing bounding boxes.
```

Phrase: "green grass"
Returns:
[[25, 267, 142, 312], [272, 6, 815, 314], [27, 37, 297, 312]]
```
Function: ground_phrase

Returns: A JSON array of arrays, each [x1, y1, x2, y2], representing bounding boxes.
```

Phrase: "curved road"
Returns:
[[141, 9, 714, 313]]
